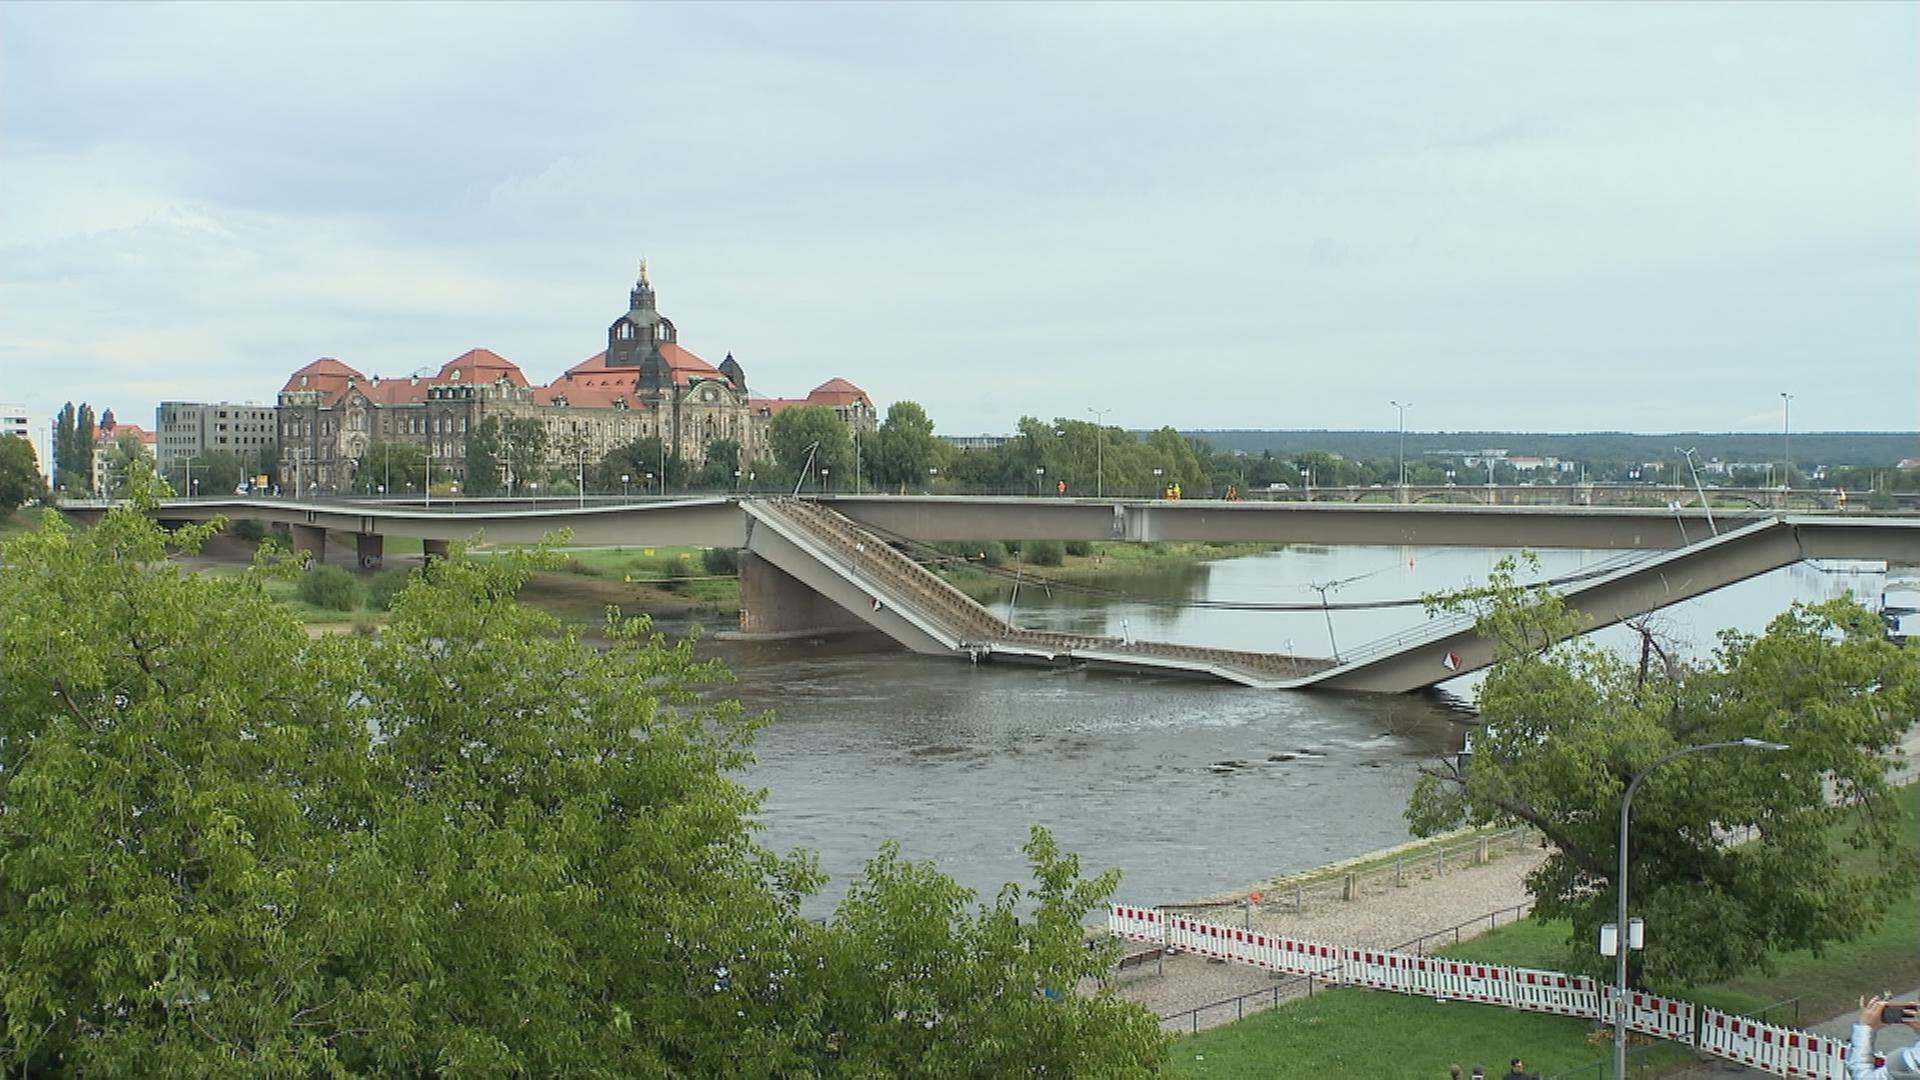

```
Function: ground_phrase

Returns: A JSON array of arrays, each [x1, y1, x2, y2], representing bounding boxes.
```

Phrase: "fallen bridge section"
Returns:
[[1311, 515, 1920, 693], [739, 499, 1335, 688]]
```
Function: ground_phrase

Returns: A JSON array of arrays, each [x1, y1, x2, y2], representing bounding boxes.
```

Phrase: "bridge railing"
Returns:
[[1332, 549, 1660, 669]]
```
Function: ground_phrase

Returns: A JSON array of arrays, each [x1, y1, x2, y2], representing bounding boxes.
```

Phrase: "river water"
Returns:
[[711, 545, 1888, 917]]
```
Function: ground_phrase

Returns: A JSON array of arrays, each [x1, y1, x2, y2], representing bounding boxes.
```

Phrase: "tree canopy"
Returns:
[[0, 461, 1164, 1076], [1407, 556, 1920, 986], [767, 406, 853, 493], [0, 433, 46, 510]]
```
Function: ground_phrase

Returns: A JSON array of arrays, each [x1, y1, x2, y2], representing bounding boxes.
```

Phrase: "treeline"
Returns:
[[1190, 429, 1920, 469]]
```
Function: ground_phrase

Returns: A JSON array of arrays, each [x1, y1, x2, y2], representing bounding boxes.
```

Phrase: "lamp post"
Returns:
[[1087, 406, 1110, 498], [621, 473, 631, 501], [927, 465, 938, 494], [1034, 465, 1045, 496], [1610, 737, 1787, 1080], [820, 466, 830, 492], [1390, 400, 1411, 491], [1676, 447, 1717, 536], [645, 471, 654, 498], [1779, 392, 1793, 492], [1299, 465, 1310, 501]]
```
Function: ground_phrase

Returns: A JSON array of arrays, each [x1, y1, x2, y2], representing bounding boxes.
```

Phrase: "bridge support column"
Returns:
[[422, 538, 451, 562], [737, 551, 867, 636], [289, 525, 326, 569], [355, 533, 384, 571]]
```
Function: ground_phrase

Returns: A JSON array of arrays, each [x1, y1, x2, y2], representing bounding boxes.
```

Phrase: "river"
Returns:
[[712, 545, 1887, 917]]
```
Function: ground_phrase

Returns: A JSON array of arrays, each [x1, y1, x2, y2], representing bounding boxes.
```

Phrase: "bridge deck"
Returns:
[[744, 499, 1336, 688]]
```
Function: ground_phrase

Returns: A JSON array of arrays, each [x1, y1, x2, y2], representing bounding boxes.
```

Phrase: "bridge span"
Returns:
[[72, 495, 1920, 693]]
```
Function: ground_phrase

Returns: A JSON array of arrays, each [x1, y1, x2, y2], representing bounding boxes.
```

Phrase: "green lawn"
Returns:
[[1167, 784, 1920, 1077]]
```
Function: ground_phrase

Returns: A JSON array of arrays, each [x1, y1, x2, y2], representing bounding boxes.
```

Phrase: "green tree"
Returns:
[[869, 401, 940, 492], [0, 458, 1168, 1075], [596, 435, 686, 495], [354, 441, 428, 495], [0, 433, 48, 509], [697, 437, 743, 490], [75, 402, 96, 494], [53, 401, 75, 493], [168, 450, 249, 496], [97, 430, 149, 498], [1406, 556, 1920, 986], [463, 416, 546, 496], [768, 405, 852, 492]]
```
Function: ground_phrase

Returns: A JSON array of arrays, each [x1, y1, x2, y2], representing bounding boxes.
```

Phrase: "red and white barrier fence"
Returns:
[[1108, 903, 1849, 1079], [1611, 988, 1695, 1045], [1698, 1008, 1850, 1080]]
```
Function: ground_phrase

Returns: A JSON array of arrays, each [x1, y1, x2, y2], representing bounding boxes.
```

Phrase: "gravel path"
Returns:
[[1110, 844, 1549, 1031]]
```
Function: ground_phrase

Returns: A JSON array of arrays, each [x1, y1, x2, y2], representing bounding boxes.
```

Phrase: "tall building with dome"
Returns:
[[275, 265, 873, 493]]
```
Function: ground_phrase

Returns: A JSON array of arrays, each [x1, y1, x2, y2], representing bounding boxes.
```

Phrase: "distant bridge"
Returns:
[[67, 494, 1920, 693]]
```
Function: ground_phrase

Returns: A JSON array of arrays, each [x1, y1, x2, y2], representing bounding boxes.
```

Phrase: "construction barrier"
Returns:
[[1108, 905, 1163, 944], [1698, 1008, 1851, 1080], [1507, 966, 1603, 1020], [1108, 902, 1849, 1080], [1613, 988, 1695, 1045]]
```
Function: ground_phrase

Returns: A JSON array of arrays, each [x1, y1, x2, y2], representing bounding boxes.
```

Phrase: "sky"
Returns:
[[2, 2, 1916, 447]]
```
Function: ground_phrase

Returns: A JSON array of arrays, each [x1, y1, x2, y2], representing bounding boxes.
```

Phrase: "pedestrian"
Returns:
[[1470, 1066, 1485, 1080], [1501, 1057, 1535, 1080], [1849, 994, 1920, 1078]]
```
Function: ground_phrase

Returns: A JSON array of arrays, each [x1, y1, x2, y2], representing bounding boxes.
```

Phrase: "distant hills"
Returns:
[[1182, 430, 1920, 467]]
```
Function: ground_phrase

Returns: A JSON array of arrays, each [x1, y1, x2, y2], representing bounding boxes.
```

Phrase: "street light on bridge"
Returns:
[[1087, 406, 1110, 498], [1390, 400, 1411, 491]]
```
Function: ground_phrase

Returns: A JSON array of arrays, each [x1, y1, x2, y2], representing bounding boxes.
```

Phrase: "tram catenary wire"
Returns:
[[837, 518, 1659, 614]]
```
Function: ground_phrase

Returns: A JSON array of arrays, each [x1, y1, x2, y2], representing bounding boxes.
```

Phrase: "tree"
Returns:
[[0, 433, 47, 510], [53, 402, 75, 493], [75, 402, 96, 494], [355, 441, 428, 495], [0, 459, 1168, 1075], [767, 405, 852, 492], [869, 401, 940, 492], [463, 416, 547, 496], [1406, 556, 1920, 987], [696, 438, 742, 490], [596, 435, 686, 494], [96, 430, 151, 498], [167, 450, 249, 497]]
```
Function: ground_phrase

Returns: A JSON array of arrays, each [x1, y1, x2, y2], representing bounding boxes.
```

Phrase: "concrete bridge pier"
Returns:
[[355, 533, 384, 570], [422, 538, 451, 561], [736, 550, 867, 637], [289, 525, 326, 569]]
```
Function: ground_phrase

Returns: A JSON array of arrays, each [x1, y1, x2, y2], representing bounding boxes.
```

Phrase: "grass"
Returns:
[[470, 545, 741, 625], [1166, 783, 1920, 1078]]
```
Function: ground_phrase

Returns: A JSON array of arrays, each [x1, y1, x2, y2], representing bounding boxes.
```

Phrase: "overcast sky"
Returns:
[[3, 2, 1915, 444]]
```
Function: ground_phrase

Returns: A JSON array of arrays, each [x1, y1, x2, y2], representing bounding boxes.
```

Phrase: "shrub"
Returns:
[[702, 547, 740, 576], [977, 541, 1008, 568], [297, 565, 361, 612], [230, 518, 266, 543], [366, 569, 411, 611], [1024, 539, 1065, 567], [1065, 540, 1092, 558]]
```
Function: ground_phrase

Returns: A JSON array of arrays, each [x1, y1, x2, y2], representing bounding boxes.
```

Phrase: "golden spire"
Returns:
[[638, 257, 649, 286]]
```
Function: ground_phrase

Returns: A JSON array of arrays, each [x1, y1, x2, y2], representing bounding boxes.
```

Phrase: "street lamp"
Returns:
[[1087, 406, 1110, 498], [529, 481, 539, 506], [1609, 737, 1787, 1080], [1779, 392, 1794, 492], [1153, 466, 1165, 498], [1034, 465, 1045, 496], [1390, 400, 1411, 490], [1299, 465, 1310, 500], [927, 465, 938, 493], [820, 466, 830, 492], [645, 471, 654, 497], [1675, 447, 1717, 537]]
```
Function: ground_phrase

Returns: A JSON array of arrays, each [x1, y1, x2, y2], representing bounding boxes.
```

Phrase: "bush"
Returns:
[[1024, 539, 1065, 567], [230, 519, 266, 543], [702, 547, 740, 576], [1065, 540, 1092, 558], [366, 569, 411, 611], [297, 565, 361, 612], [977, 541, 1009, 568]]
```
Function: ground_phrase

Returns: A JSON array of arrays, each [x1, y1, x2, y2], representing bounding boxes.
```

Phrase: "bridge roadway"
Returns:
[[79, 494, 1920, 693]]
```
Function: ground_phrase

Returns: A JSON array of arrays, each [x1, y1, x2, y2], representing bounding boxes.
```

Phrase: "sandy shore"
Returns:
[[1111, 843, 1549, 1031]]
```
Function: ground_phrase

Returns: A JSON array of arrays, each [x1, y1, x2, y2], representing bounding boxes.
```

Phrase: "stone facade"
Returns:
[[276, 267, 872, 494]]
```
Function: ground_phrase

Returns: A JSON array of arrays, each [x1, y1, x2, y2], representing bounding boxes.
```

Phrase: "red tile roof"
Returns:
[[436, 348, 528, 388], [751, 377, 873, 415]]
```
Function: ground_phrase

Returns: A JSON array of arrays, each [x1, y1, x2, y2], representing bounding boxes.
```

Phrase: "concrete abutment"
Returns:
[[736, 550, 869, 637]]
